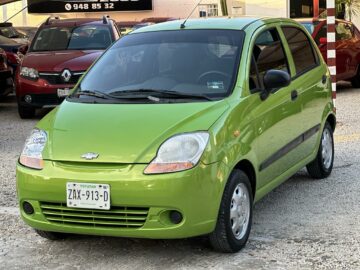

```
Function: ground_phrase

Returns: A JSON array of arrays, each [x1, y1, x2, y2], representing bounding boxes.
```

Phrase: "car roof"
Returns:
[[40, 18, 113, 28], [131, 17, 300, 33]]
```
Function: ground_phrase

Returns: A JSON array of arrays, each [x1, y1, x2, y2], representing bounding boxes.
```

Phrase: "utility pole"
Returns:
[[327, 0, 337, 107]]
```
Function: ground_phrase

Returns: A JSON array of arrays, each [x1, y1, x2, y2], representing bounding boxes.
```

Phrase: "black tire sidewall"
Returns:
[[223, 170, 253, 251], [318, 122, 334, 175]]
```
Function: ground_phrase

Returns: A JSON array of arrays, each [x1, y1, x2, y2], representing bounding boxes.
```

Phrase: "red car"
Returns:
[[0, 48, 13, 97], [299, 18, 360, 86], [16, 16, 120, 118]]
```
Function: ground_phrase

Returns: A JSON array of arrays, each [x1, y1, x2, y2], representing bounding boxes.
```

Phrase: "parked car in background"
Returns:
[[0, 22, 29, 44], [16, 16, 120, 118], [140, 17, 177, 24], [0, 35, 25, 87], [17, 18, 336, 253], [15, 26, 38, 41], [116, 21, 138, 35], [298, 18, 360, 87], [0, 48, 13, 97]]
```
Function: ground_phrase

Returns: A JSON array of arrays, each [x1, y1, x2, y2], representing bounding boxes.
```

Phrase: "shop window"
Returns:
[[199, 4, 218, 17]]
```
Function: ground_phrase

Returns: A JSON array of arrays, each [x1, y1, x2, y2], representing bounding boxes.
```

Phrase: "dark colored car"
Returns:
[[299, 18, 360, 86], [0, 22, 28, 44], [16, 16, 120, 118], [0, 47, 13, 97]]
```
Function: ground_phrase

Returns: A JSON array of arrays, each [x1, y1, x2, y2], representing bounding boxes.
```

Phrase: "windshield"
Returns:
[[75, 29, 243, 101], [31, 25, 112, 52]]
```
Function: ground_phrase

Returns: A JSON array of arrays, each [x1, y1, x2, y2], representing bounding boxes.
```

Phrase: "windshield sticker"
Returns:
[[207, 81, 224, 90]]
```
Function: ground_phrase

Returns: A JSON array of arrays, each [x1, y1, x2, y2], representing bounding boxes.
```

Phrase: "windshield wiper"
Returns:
[[71, 90, 115, 100], [110, 89, 213, 101]]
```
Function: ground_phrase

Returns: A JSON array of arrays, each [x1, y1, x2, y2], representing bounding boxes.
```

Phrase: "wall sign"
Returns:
[[27, 0, 153, 13]]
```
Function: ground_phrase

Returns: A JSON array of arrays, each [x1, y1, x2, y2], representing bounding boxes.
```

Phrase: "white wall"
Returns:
[[244, 0, 288, 18]]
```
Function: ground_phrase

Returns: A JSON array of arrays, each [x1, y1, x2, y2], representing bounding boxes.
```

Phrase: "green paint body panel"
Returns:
[[17, 18, 335, 239]]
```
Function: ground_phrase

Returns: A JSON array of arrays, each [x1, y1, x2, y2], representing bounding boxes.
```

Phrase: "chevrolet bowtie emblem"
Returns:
[[81, 153, 99, 160]]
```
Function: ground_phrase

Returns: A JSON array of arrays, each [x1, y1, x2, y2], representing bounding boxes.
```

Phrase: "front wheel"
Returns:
[[306, 122, 334, 179], [18, 104, 35, 119], [35, 229, 67, 240], [351, 66, 360, 88], [209, 170, 253, 253]]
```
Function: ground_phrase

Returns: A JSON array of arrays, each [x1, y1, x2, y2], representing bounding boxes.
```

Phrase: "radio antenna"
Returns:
[[180, 0, 203, 29]]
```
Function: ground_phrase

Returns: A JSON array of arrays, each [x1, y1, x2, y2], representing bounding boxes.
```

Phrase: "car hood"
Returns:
[[39, 100, 229, 164], [22, 50, 102, 72]]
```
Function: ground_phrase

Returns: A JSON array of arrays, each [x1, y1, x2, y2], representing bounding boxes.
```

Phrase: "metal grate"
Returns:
[[40, 202, 149, 229]]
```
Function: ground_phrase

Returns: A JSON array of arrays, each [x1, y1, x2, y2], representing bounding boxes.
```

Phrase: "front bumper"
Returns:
[[17, 161, 228, 239], [16, 76, 74, 108]]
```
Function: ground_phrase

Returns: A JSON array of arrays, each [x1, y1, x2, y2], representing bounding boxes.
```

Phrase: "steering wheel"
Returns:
[[196, 70, 231, 84]]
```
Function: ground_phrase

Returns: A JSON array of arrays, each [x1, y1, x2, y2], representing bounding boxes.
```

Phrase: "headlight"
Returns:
[[19, 129, 47, 170], [144, 132, 209, 174], [20, 67, 39, 80]]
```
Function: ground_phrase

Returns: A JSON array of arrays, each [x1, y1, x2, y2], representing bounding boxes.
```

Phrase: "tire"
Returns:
[[18, 104, 35, 119], [35, 229, 67, 240], [209, 170, 253, 253], [306, 122, 334, 179], [351, 66, 360, 88]]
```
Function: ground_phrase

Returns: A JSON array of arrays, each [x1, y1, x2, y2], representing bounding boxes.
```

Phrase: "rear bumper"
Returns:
[[17, 161, 228, 239]]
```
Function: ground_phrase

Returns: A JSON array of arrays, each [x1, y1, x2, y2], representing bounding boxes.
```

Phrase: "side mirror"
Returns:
[[261, 70, 291, 100], [319, 37, 327, 45]]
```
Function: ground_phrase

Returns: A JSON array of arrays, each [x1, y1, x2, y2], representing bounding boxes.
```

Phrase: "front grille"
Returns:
[[39, 72, 84, 85], [40, 202, 149, 229]]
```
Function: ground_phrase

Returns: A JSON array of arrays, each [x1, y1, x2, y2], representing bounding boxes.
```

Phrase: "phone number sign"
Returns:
[[28, 0, 153, 13]]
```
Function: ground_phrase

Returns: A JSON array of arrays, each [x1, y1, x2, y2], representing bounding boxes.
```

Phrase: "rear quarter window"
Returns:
[[282, 27, 318, 76]]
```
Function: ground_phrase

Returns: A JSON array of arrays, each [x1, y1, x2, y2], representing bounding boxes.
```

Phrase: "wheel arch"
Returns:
[[326, 113, 336, 131], [233, 159, 257, 199]]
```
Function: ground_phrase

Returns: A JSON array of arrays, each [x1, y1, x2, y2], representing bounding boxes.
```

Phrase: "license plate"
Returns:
[[66, 182, 110, 210], [57, 88, 71, 98]]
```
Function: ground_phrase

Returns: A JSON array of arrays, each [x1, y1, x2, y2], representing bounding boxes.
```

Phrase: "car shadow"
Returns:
[[0, 93, 53, 119]]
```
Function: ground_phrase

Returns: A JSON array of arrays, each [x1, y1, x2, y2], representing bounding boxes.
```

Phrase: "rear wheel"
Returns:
[[351, 66, 360, 88], [35, 229, 67, 240], [209, 170, 253, 253], [18, 103, 35, 119], [306, 122, 334, 179]]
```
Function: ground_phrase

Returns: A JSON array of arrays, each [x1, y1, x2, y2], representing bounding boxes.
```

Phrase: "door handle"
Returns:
[[291, 90, 298, 101]]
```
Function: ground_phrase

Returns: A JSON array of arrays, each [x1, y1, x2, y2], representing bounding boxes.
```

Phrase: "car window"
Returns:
[[249, 29, 289, 92], [282, 27, 318, 76], [336, 23, 353, 40], [31, 25, 112, 52]]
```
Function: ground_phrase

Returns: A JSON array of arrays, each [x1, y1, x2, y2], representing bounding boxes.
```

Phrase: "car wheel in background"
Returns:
[[209, 170, 253, 253], [306, 122, 334, 179], [351, 66, 360, 88], [18, 103, 35, 119]]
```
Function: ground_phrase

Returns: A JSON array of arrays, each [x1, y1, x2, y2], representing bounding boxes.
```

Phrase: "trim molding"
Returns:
[[259, 124, 321, 171]]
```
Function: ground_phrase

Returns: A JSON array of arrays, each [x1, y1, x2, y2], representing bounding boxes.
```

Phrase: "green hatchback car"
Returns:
[[17, 17, 336, 253]]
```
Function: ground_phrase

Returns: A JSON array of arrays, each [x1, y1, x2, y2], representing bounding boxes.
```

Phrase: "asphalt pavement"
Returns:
[[0, 84, 359, 269]]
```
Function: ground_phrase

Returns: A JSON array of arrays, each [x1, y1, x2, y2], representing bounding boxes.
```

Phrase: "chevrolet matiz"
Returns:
[[17, 17, 336, 253]]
